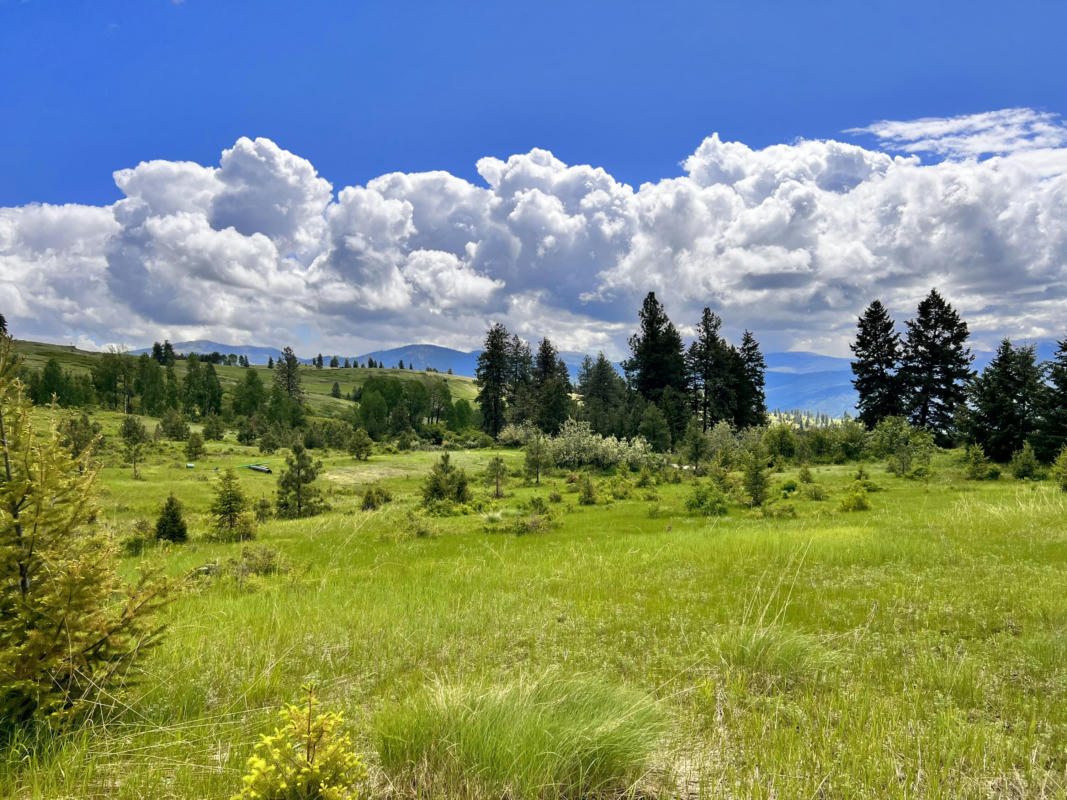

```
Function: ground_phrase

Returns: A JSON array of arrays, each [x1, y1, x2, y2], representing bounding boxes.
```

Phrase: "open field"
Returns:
[[3, 402, 1067, 799]]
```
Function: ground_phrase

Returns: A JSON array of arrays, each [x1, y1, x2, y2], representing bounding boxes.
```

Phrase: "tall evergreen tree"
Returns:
[[182, 353, 205, 418], [505, 334, 536, 424], [733, 330, 767, 428], [150, 341, 165, 364], [273, 346, 303, 405], [120, 415, 148, 478], [623, 292, 686, 403], [685, 308, 733, 431], [0, 313, 6, 335], [475, 323, 511, 438], [577, 353, 627, 437], [161, 339, 176, 366], [963, 339, 1043, 462], [532, 338, 572, 434], [275, 441, 324, 518], [1036, 334, 1067, 462], [210, 468, 247, 536], [899, 289, 973, 443], [850, 300, 903, 428], [233, 368, 266, 417]]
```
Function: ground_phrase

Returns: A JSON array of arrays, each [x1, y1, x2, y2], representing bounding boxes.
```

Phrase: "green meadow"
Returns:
[[4, 400, 1067, 799]]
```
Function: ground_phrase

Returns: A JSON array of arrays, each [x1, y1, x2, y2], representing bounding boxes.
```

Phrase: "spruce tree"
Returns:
[[475, 323, 511, 437], [963, 339, 1043, 462], [638, 403, 672, 452], [274, 346, 304, 404], [185, 431, 205, 461], [532, 338, 572, 434], [275, 441, 324, 518], [623, 291, 686, 403], [0, 335, 169, 721], [155, 493, 188, 542], [899, 289, 973, 443], [1035, 334, 1067, 462], [733, 330, 767, 428], [267, 356, 274, 369], [120, 415, 148, 478], [686, 308, 733, 431], [0, 312, 6, 335], [577, 353, 627, 437], [210, 468, 247, 536], [850, 299, 903, 428]]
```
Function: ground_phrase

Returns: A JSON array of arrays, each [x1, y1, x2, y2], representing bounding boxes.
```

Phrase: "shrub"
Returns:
[[523, 435, 554, 485], [870, 416, 934, 476], [577, 475, 597, 505], [547, 489, 562, 503], [0, 335, 169, 723], [1010, 442, 1041, 480], [201, 413, 225, 441], [235, 685, 368, 800], [210, 469, 247, 536], [184, 431, 205, 461], [361, 485, 393, 511], [685, 483, 728, 516], [159, 408, 189, 441], [347, 427, 373, 461], [226, 545, 289, 582], [741, 449, 770, 507], [1052, 445, 1067, 492], [763, 423, 797, 461], [374, 673, 666, 800], [838, 485, 870, 512], [803, 483, 827, 501], [497, 422, 538, 447], [964, 444, 1000, 480], [253, 496, 273, 522], [798, 464, 814, 483], [780, 479, 798, 495], [155, 493, 188, 542], [608, 477, 631, 499], [422, 453, 472, 506]]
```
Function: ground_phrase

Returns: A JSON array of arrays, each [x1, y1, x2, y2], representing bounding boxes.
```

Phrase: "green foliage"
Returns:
[[741, 449, 770, 507], [838, 485, 871, 512], [850, 299, 903, 428], [421, 453, 472, 506], [234, 685, 368, 800], [486, 456, 507, 498], [361, 485, 393, 511], [210, 469, 250, 539], [59, 411, 102, 460], [523, 435, 553, 485], [963, 444, 1000, 481], [577, 474, 597, 505], [623, 290, 686, 405], [374, 673, 665, 800], [475, 323, 511, 438], [763, 423, 797, 461], [120, 414, 148, 477], [870, 416, 934, 476], [0, 338, 168, 723], [685, 483, 728, 516], [346, 427, 373, 461], [1051, 445, 1067, 492], [201, 413, 225, 441], [963, 339, 1043, 462], [637, 402, 671, 453], [681, 417, 711, 466], [184, 431, 205, 461], [159, 408, 190, 441], [155, 493, 188, 543], [798, 464, 814, 483], [1009, 442, 1041, 480], [276, 442, 326, 519]]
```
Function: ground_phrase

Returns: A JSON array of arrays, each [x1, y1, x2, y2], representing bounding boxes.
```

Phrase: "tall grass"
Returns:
[[374, 671, 668, 799]]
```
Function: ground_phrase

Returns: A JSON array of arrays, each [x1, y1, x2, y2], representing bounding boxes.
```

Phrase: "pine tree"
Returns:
[[161, 339, 176, 366], [850, 299, 903, 428], [182, 353, 205, 418], [623, 291, 686, 403], [963, 339, 1043, 462], [276, 441, 325, 518], [120, 415, 148, 478], [421, 452, 472, 505], [0, 335, 168, 721], [638, 403, 672, 452], [155, 493, 187, 542], [476, 323, 511, 438], [344, 358, 351, 369], [185, 431, 205, 461], [233, 369, 265, 417], [150, 341, 165, 364], [899, 289, 973, 443], [210, 468, 247, 536], [486, 456, 507, 498], [686, 308, 733, 431], [1035, 334, 1067, 462], [524, 435, 553, 484], [347, 427, 373, 461], [274, 346, 304, 405], [733, 330, 767, 428], [0, 313, 6, 335], [577, 353, 628, 437], [329, 355, 339, 368], [532, 337, 572, 434], [267, 356, 274, 369], [330, 381, 342, 399], [60, 412, 102, 460], [315, 354, 324, 369]]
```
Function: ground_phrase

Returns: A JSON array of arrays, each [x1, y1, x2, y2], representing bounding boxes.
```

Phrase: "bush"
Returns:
[[1010, 442, 1041, 480], [361, 485, 393, 511], [155, 493, 188, 542], [235, 685, 369, 800], [870, 416, 934, 476], [347, 427, 373, 461], [798, 464, 814, 483], [201, 414, 225, 441], [741, 449, 770, 507], [548, 489, 562, 503], [577, 475, 597, 505], [1052, 445, 1067, 492], [422, 453, 472, 506], [838, 485, 870, 512], [964, 444, 1000, 480], [685, 483, 728, 516], [803, 483, 827, 501], [159, 408, 189, 441], [210, 469, 248, 538], [374, 673, 666, 800], [253, 496, 273, 522], [780, 479, 798, 495]]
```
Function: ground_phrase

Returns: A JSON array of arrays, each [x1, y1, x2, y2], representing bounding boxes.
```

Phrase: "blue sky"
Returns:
[[2, 0, 1067, 357], [3, 0, 1064, 206]]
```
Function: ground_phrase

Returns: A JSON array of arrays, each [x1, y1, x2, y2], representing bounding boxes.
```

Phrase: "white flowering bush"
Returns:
[[547, 419, 657, 470]]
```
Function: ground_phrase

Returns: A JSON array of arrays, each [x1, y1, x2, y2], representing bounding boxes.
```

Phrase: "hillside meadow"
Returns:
[[2, 400, 1066, 799]]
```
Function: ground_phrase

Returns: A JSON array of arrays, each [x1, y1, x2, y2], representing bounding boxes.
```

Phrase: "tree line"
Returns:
[[474, 292, 767, 451], [851, 288, 1067, 462]]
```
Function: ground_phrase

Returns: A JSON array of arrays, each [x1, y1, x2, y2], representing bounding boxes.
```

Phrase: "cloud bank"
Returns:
[[3, 109, 1067, 357]]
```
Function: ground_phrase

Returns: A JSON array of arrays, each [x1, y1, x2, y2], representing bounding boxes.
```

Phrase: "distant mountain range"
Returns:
[[133, 337, 1063, 418]]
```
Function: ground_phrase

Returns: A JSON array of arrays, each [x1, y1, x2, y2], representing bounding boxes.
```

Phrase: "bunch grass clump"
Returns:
[[374, 672, 666, 799]]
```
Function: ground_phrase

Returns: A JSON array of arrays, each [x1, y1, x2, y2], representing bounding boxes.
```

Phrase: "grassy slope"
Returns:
[[11, 338, 479, 418], [4, 404, 1067, 799]]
